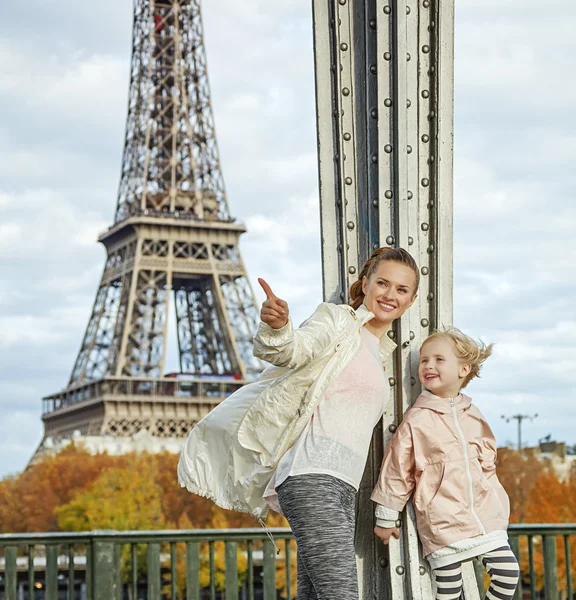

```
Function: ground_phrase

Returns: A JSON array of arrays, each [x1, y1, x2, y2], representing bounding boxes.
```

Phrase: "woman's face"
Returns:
[[362, 260, 418, 326]]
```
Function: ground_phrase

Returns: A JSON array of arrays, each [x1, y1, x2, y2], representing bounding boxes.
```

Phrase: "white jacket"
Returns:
[[177, 302, 397, 519]]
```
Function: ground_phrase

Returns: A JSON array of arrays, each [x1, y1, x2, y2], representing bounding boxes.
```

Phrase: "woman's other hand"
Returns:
[[258, 278, 289, 330]]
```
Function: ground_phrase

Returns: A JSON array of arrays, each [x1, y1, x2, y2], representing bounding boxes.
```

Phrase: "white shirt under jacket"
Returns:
[[264, 327, 390, 513]]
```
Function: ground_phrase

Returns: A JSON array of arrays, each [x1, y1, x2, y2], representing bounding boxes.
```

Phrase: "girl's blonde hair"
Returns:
[[422, 327, 493, 389], [349, 247, 419, 310]]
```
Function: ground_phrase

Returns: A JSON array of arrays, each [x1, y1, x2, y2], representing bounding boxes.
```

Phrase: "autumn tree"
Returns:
[[55, 455, 167, 587], [0, 446, 269, 534], [152, 451, 223, 529], [522, 473, 576, 593], [0, 444, 126, 533], [0, 477, 20, 533], [56, 455, 165, 532], [496, 447, 547, 523]]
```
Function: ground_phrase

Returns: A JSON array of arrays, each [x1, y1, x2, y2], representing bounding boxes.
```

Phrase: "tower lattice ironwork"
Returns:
[[37, 0, 261, 456]]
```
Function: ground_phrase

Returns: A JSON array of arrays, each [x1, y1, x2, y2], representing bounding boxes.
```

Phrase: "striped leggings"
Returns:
[[277, 474, 358, 600], [434, 545, 520, 600]]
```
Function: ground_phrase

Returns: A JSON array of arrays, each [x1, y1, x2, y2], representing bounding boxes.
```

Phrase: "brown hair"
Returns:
[[421, 327, 494, 389], [349, 247, 419, 310]]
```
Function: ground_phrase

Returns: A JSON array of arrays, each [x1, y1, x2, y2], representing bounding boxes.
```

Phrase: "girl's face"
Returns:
[[418, 338, 471, 398], [362, 260, 418, 328]]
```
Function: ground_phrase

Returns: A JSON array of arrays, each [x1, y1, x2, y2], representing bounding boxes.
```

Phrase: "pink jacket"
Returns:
[[371, 391, 510, 555]]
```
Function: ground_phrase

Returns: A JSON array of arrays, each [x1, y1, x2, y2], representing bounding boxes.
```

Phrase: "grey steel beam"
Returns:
[[312, 0, 465, 598]]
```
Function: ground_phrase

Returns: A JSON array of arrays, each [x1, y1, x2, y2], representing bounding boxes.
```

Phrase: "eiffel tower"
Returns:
[[37, 0, 262, 457]]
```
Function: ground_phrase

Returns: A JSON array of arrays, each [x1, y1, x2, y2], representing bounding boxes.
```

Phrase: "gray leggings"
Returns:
[[277, 474, 358, 600]]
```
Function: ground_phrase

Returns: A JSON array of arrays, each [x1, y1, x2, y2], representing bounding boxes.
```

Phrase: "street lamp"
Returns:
[[501, 413, 538, 451]]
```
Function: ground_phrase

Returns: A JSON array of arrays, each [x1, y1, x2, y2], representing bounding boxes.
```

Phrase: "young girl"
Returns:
[[372, 328, 520, 600], [179, 247, 419, 600]]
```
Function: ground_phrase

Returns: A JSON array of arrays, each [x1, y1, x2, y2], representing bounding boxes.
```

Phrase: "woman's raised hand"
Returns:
[[258, 278, 289, 330]]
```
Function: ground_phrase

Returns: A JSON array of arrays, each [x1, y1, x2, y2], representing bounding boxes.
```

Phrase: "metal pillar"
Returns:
[[312, 0, 478, 597]]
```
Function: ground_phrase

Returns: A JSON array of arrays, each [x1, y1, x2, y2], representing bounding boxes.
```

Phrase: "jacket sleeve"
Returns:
[[375, 505, 400, 528], [252, 302, 339, 370], [371, 419, 416, 512]]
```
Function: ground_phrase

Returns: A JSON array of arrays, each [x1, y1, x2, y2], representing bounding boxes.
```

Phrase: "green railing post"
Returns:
[[91, 537, 117, 600], [131, 544, 138, 600], [209, 542, 216, 600], [528, 536, 536, 600], [225, 541, 239, 600], [86, 542, 93, 600], [263, 540, 276, 600], [114, 542, 122, 600], [46, 544, 58, 600], [170, 543, 177, 600], [4, 546, 17, 600], [68, 545, 75, 600], [565, 535, 573, 600], [28, 545, 35, 600], [247, 540, 254, 600], [186, 541, 200, 600], [509, 536, 522, 600], [147, 543, 161, 600], [285, 540, 292, 600], [542, 535, 558, 600]]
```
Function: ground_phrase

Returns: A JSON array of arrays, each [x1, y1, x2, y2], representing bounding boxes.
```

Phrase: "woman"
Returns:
[[178, 247, 419, 599]]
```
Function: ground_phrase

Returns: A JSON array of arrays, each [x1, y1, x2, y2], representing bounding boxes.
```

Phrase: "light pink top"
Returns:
[[263, 327, 389, 513]]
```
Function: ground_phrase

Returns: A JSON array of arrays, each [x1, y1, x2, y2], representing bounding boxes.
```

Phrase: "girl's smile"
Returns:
[[419, 337, 471, 398]]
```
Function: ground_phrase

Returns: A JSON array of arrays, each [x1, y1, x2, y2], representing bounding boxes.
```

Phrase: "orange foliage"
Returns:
[[0, 445, 285, 534], [0, 444, 125, 532], [152, 451, 260, 529], [490, 448, 576, 594], [521, 473, 576, 591], [525, 474, 576, 524], [4, 443, 576, 597], [0, 445, 298, 598], [55, 456, 166, 532], [496, 447, 547, 523]]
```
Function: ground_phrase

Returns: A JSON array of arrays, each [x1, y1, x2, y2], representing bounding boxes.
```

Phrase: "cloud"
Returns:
[[243, 192, 322, 321], [0, 410, 43, 476], [0, 189, 109, 260], [0, 42, 127, 156]]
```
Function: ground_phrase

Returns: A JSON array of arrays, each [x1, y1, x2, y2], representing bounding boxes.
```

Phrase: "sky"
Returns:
[[0, 0, 575, 478]]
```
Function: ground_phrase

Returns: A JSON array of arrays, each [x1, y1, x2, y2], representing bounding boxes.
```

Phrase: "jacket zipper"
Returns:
[[449, 397, 486, 535]]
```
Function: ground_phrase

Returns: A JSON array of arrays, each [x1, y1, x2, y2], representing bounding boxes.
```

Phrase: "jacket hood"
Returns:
[[413, 389, 473, 414]]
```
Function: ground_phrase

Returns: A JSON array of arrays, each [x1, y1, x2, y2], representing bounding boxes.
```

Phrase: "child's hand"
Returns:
[[374, 525, 400, 545]]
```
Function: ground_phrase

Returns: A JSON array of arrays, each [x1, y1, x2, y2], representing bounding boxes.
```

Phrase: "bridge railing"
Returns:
[[0, 525, 573, 600], [0, 528, 295, 600], [507, 524, 575, 600]]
